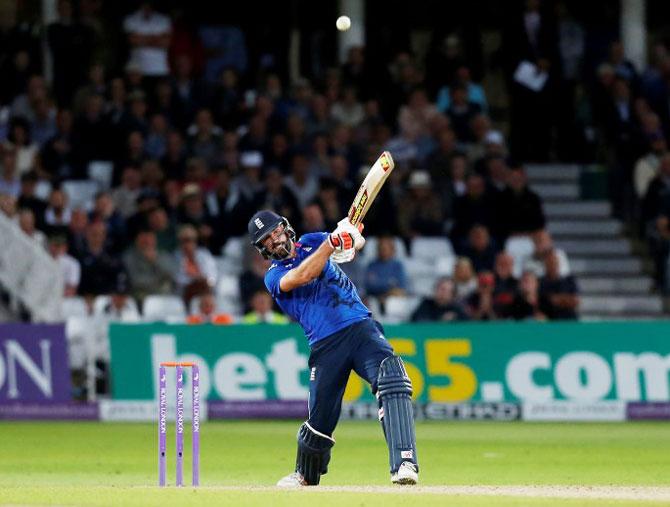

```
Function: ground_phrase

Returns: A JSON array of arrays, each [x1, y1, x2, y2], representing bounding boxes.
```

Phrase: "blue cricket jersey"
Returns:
[[264, 232, 370, 346]]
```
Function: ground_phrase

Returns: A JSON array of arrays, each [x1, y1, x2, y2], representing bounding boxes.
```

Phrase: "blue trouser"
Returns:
[[307, 318, 394, 436]]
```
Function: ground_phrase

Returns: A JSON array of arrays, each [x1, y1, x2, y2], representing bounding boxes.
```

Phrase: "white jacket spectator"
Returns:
[[523, 230, 571, 277], [48, 235, 80, 297], [175, 225, 217, 289], [123, 3, 172, 77]]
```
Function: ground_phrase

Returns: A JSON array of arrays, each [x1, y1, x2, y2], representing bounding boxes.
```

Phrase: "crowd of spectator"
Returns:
[[15, 0, 666, 323]]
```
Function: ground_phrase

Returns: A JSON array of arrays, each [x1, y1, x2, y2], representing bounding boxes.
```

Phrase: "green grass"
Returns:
[[1, 421, 669, 506]]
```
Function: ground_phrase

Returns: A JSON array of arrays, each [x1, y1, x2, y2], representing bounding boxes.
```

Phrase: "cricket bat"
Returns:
[[347, 151, 395, 226]]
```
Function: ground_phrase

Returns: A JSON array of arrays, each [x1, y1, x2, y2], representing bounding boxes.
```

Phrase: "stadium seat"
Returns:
[[61, 297, 90, 318], [359, 236, 408, 265], [505, 236, 534, 277], [62, 180, 100, 211], [215, 294, 242, 317], [142, 295, 186, 321], [87, 161, 114, 190], [222, 237, 245, 261], [384, 295, 422, 323], [216, 274, 241, 298], [410, 237, 454, 261]]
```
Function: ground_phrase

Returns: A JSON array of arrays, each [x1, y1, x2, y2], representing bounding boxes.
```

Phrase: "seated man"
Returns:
[[492, 252, 518, 319], [523, 229, 570, 277], [539, 251, 579, 320], [411, 277, 468, 322], [462, 224, 497, 272], [186, 291, 234, 324], [365, 235, 408, 299], [242, 290, 289, 324]]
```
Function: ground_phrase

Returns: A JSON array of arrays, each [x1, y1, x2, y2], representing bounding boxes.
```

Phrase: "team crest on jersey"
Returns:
[[303, 246, 312, 252], [254, 218, 264, 229]]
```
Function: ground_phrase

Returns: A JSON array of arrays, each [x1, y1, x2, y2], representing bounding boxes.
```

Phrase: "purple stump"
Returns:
[[192, 364, 200, 486], [175, 365, 184, 487], [158, 366, 167, 487]]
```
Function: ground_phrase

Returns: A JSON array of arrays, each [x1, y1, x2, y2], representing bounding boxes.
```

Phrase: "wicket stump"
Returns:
[[158, 362, 200, 486]]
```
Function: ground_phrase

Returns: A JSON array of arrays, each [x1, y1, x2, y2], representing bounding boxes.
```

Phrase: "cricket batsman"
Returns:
[[248, 209, 419, 487]]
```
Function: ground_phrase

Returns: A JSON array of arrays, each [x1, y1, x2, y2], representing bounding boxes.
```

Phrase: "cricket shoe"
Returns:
[[391, 461, 418, 485], [276, 472, 307, 487]]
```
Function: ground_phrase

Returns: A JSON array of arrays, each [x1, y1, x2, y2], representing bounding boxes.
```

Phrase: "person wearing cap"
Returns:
[[397, 170, 444, 239], [232, 150, 265, 201], [96, 273, 141, 322], [176, 182, 214, 249], [247, 209, 419, 487], [48, 234, 80, 297]]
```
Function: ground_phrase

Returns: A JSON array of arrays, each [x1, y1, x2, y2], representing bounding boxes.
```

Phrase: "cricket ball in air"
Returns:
[[336, 15, 351, 31]]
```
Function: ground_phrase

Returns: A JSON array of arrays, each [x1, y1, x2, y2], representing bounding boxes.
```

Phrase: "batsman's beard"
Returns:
[[270, 238, 293, 260]]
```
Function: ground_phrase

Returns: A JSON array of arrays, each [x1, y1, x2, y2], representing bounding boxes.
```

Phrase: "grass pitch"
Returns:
[[1, 420, 669, 506]]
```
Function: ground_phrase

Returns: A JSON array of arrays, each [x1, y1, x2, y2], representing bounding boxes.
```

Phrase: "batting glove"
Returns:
[[330, 248, 356, 264]]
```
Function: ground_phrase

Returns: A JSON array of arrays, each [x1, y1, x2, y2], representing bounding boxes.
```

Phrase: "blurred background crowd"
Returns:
[[2, 0, 670, 329]]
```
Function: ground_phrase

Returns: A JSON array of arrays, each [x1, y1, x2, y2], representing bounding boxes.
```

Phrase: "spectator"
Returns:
[[539, 250, 579, 320], [90, 191, 126, 253], [498, 164, 545, 239], [47, 0, 94, 106], [17, 208, 46, 247], [523, 229, 570, 277], [242, 290, 289, 324], [67, 208, 89, 257], [72, 64, 106, 115], [30, 95, 57, 147], [466, 271, 497, 320], [44, 188, 72, 230], [411, 277, 469, 322], [187, 109, 222, 166], [0, 193, 17, 219], [146, 206, 177, 252], [186, 291, 234, 325], [301, 202, 327, 234], [111, 166, 142, 219], [642, 153, 670, 226], [77, 220, 124, 299], [451, 173, 494, 252], [314, 178, 343, 230], [123, 2, 172, 79], [16, 172, 46, 227], [397, 170, 444, 239], [331, 86, 364, 127], [0, 146, 20, 197], [95, 275, 141, 322], [284, 152, 319, 210], [634, 132, 666, 202], [462, 224, 498, 272], [122, 228, 174, 302], [492, 252, 518, 319], [444, 83, 482, 142], [239, 245, 271, 313], [365, 235, 408, 299], [7, 117, 38, 176], [453, 256, 478, 302], [254, 167, 301, 225], [436, 65, 488, 113], [161, 130, 187, 180], [510, 270, 547, 321], [39, 108, 74, 181], [175, 224, 217, 305], [48, 234, 80, 297], [232, 151, 264, 201]]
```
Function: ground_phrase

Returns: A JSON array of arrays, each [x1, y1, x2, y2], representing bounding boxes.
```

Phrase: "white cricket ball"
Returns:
[[336, 15, 351, 32]]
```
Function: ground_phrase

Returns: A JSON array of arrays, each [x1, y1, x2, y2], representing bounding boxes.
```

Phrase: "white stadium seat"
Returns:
[[505, 236, 534, 277], [410, 237, 454, 261], [61, 297, 89, 318], [216, 274, 241, 298], [142, 295, 186, 321], [384, 295, 422, 323], [62, 180, 100, 211]]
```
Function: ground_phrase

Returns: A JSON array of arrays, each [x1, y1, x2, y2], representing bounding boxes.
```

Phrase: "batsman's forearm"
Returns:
[[294, 241, 335, 281]]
